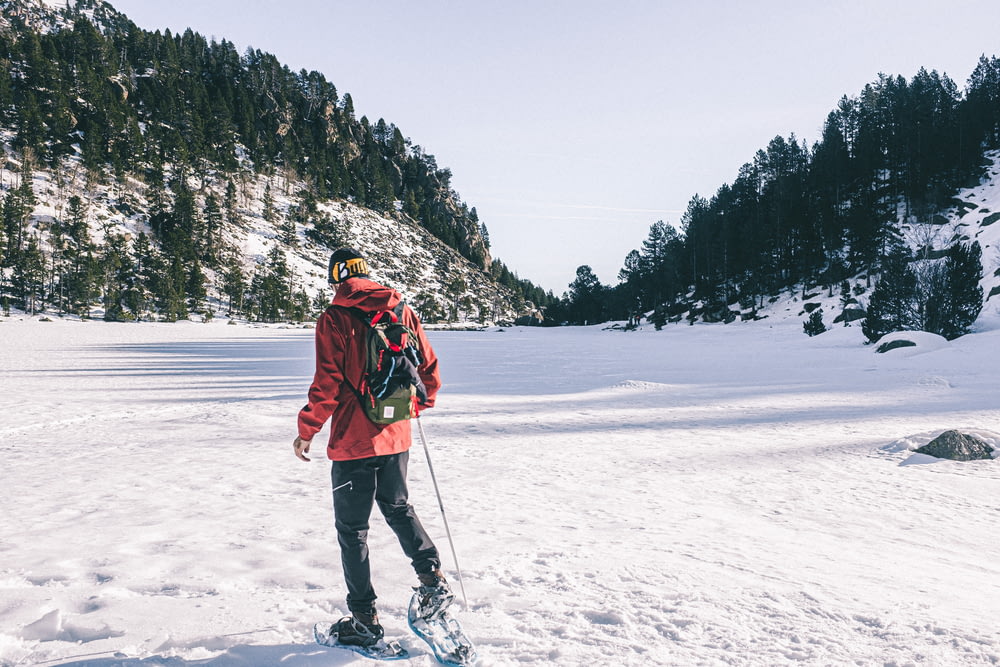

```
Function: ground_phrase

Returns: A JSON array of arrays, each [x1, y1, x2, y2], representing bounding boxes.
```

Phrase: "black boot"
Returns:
[[330, 609, 384, 647]]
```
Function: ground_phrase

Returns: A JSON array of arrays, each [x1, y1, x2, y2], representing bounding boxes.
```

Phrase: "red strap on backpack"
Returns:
[[369, 309, 399, 327], [369, 308, 406, 351]]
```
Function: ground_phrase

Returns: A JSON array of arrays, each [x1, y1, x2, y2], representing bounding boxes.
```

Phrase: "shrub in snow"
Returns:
[[803, 309, 827, 337]]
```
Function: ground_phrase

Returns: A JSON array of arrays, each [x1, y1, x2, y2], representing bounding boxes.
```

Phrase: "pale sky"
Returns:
[[106, 0, 1000, 293]]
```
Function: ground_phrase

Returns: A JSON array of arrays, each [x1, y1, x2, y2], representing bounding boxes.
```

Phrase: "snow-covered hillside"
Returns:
[[2, 313, 999, 666], [0, 148, 519, 323], [938, 149, 1000, 322], [738, 150, 1000, 333]]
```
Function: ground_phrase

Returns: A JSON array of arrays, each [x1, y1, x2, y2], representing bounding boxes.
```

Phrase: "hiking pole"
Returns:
[[416, 416, 469, 610]]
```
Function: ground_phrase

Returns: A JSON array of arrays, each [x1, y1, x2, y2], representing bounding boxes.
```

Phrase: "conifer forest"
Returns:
[[557, 61, 1000, 336]]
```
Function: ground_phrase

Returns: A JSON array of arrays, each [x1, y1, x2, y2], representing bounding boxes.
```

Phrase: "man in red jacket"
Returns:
[[293, 247, 451, 648]]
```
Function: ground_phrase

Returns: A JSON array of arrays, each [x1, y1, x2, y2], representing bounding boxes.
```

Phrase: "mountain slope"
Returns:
[[0, 0, 526, 323], [3, 148, 517, 322]]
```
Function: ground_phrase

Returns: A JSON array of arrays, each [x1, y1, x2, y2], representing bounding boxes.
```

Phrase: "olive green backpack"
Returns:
[[336, 302, 427, 424]]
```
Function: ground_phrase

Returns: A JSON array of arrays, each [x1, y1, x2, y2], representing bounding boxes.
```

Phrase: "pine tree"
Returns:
[[203, 193, 222, 266], [48, 211, 68, 314], [938, 241, 984, 340], [446, 276, 467, 321], [12, 234, 46, 314], [479, 220, 490, 250], [862, 251, 917, 343], [839, 280, 853, 309], [173, 179, 201, 259], [14, 91, 45, 154], [101, 232, 131, 321], [288, 288, 312, 322], [913, 256, 948, 335], [262, 182, 275, 223], [186, 258, 207, 315], [567, 265, 606, 325], [131, 232, 158, 319], [966, 55, 1000, 150], [224, 180, 240, 227], [2, 173, 36, 265], [222, 252, 247, 315], [71, 248, 100, 318], [60, 196, 98, 316], [279, 212, 297, 247], [637, 220, 684, 309], [159, 256, 189, 321], [0, 192, 6, 265], [249, 246, 291, 322]]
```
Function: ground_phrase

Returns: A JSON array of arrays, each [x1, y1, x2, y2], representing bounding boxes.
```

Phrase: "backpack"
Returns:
[[336, 301, 427, 425]]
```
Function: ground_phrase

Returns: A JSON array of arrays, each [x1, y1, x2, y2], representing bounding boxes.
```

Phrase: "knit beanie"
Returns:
[[327, 247, 370, 284]]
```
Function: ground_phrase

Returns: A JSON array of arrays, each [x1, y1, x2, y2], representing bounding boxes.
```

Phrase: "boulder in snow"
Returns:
[[876, 339, 917, 353], [915, 430, 995, 461], [834, 306, 867, 324], [873, 331, 948, 355]]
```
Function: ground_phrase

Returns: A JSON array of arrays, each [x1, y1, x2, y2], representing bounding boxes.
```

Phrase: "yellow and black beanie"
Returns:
[[328, 247, 370, 284]]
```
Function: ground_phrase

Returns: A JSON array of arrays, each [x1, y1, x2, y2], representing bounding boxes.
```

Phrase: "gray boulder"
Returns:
[[834, 307, 867, 324], [876, 339, 917, 353], [915, 430, 995, 461]]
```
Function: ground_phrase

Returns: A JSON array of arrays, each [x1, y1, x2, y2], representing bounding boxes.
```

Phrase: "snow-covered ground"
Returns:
[[2, 314, 1000, 666]]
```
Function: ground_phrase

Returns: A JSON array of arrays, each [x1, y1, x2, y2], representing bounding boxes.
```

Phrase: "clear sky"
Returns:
[[105, 0, 1000, 293]]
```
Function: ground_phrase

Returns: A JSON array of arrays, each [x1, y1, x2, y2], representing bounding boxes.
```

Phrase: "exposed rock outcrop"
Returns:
[[915, 430, 994, 461]]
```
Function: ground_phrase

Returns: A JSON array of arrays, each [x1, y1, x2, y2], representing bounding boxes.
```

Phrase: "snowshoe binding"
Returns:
[[314, 611, 408, 661], [414, 570, 456, 621]]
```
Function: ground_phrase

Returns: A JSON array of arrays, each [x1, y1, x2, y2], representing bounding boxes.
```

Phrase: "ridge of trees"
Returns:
[[555, 57, 1000, 337]]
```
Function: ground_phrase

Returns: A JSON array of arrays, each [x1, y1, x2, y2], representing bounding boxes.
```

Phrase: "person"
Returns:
[[293, 247, 452, 648]]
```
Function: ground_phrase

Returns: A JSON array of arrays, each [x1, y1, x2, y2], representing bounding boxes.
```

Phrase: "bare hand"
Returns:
[[293, 436, 312, 462]]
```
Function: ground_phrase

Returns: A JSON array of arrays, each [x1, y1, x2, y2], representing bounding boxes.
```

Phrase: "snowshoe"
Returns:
[[407, 591, 478, 666], [314, 616, 408, 661]]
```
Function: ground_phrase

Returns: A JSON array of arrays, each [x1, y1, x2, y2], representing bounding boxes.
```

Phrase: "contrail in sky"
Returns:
[[476, 197, 682, 215]]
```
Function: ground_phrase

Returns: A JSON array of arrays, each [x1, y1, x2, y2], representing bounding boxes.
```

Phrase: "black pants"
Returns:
[[331, 450, 440, 613]]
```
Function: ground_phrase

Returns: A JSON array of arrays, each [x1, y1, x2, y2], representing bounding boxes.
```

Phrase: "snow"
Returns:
[[3, 314, 1000, 666]]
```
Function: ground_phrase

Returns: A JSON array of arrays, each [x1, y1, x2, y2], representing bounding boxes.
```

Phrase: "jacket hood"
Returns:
[[332, 277, 402, 313]]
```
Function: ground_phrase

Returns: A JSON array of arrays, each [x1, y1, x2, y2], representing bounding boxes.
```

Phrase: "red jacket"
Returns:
[[297, 278, 441, 461]]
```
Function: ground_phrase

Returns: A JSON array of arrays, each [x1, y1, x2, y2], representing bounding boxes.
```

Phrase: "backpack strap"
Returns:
[[337, 301, 406, 327], [367, 301, 406, 326], [328, 304, 372, 409]]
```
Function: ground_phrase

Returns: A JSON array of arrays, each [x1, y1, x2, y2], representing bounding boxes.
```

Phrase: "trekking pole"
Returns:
[[416, 416, 469, 610]]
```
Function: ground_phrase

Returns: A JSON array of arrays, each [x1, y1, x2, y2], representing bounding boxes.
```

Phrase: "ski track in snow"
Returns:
[[2, 318, 1000, 666]]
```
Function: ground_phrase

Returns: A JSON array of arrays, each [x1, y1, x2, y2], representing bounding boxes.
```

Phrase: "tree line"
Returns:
[[551, 57, 1000, 338]]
